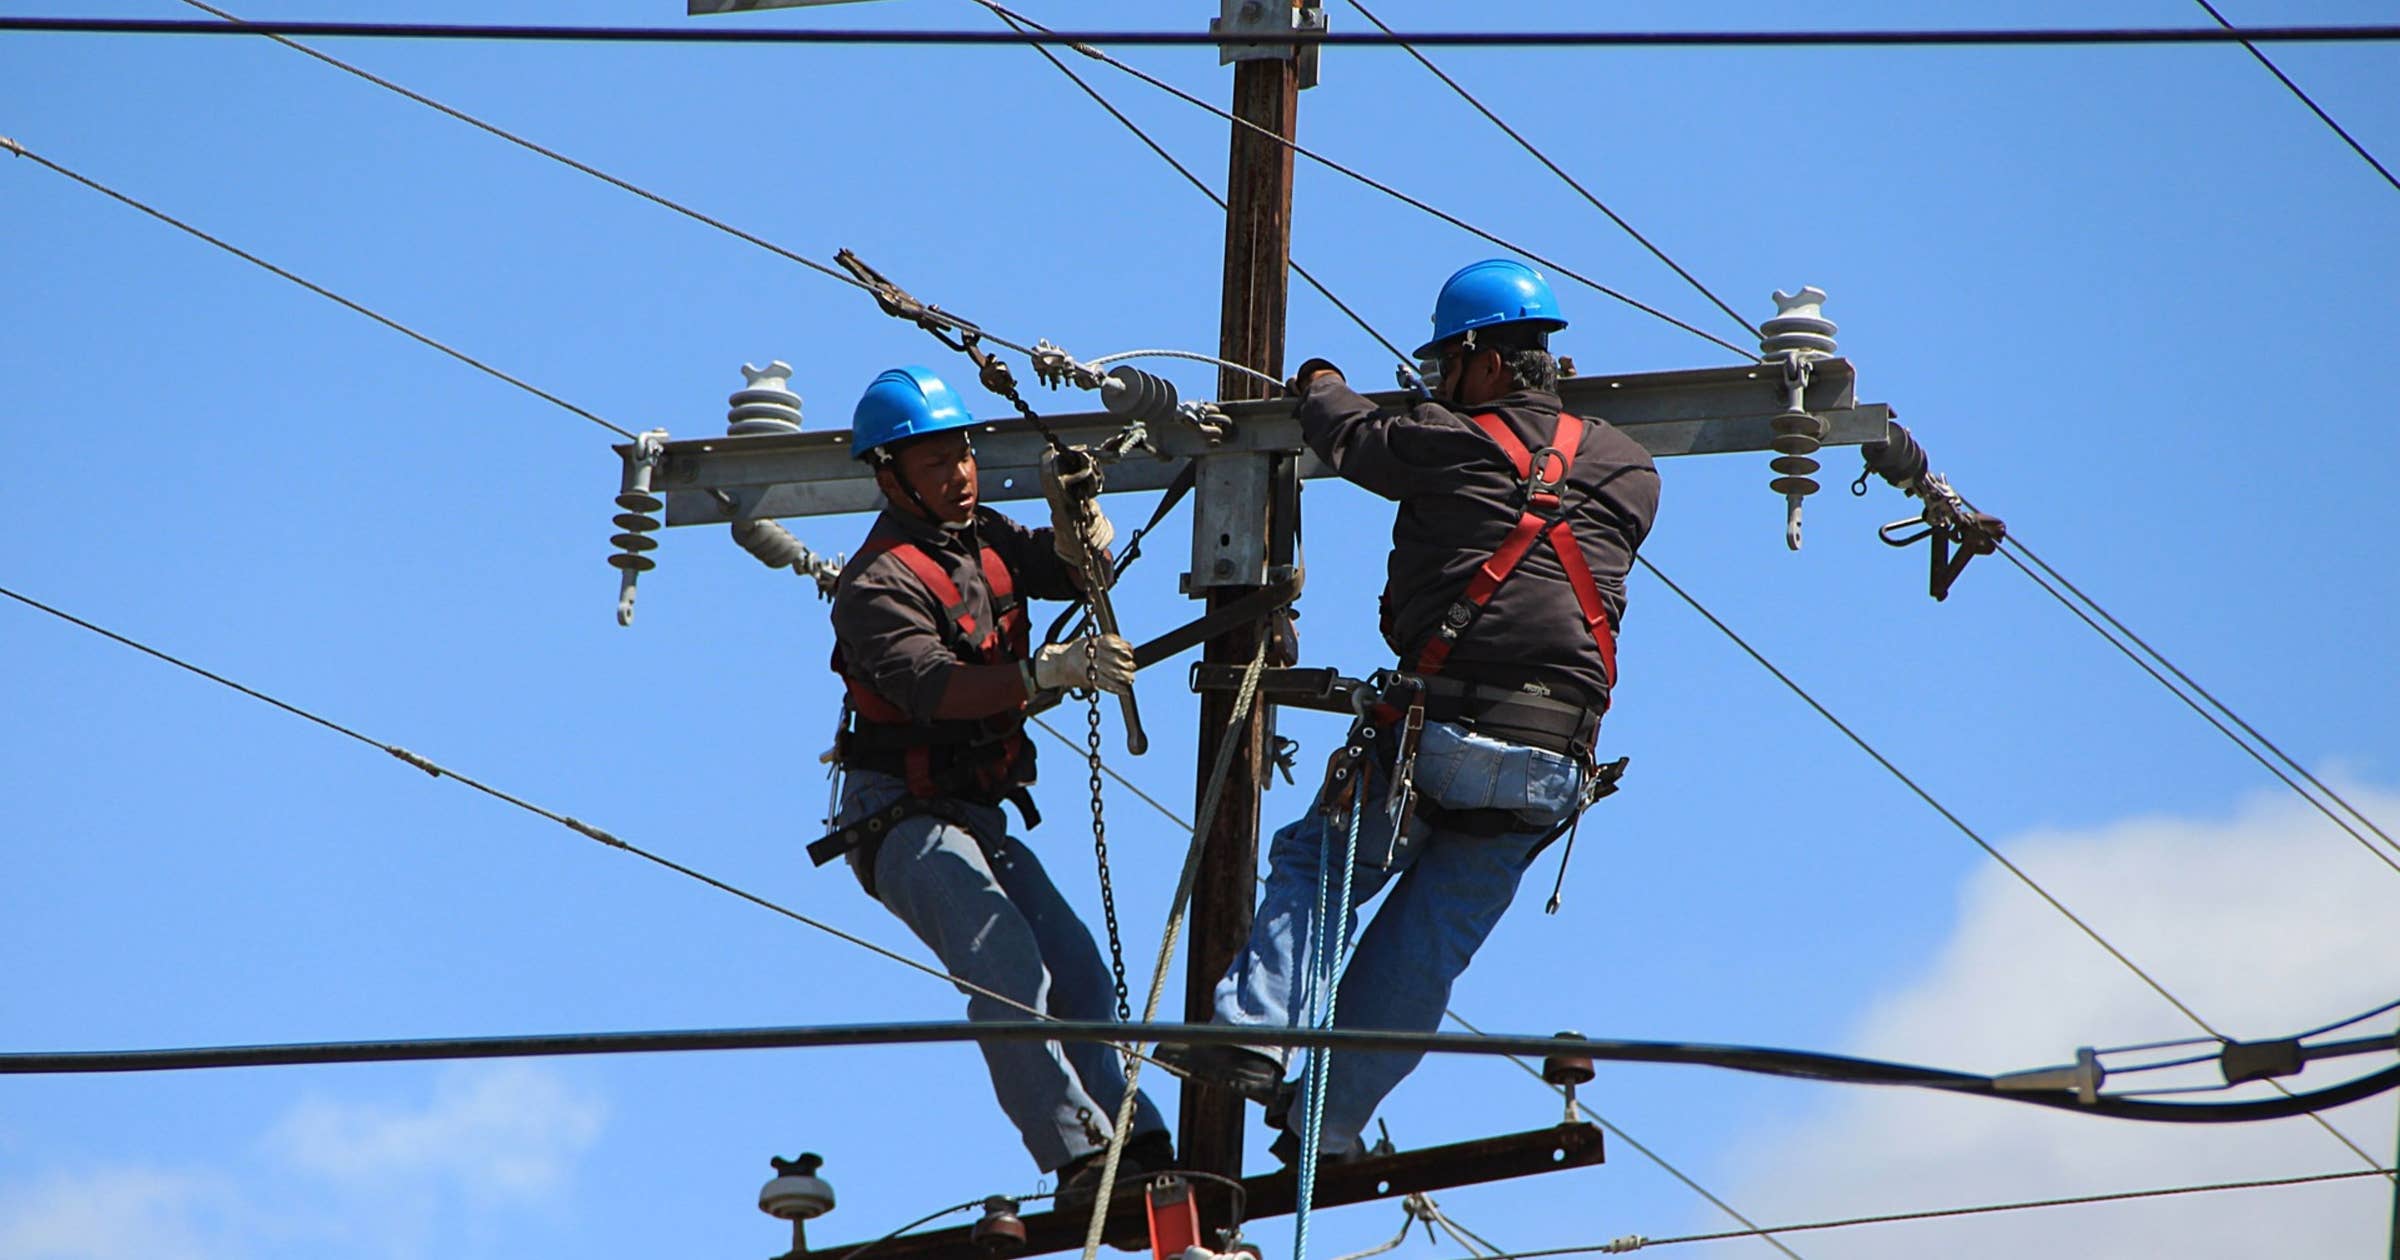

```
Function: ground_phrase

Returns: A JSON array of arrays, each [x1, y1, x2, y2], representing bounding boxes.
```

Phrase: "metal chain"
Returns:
[[1083, 632, 1130, 1021]]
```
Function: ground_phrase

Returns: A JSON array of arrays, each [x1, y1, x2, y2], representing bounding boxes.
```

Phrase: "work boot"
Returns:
[[1268, 1126, 1364, 1169], [1053, 1130, 1176, 1213], [1152, 1042, 1283, 1104]]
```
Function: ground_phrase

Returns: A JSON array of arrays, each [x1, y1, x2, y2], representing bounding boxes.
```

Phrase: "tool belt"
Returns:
[[807, 764, 1038, 901], [1412, 675, 1603, 760]]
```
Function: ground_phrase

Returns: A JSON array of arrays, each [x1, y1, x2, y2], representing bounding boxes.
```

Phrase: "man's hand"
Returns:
[[1040, 447, 1116, 570], [1285, 357, 1345, 396], [1025, 635, 1136, 695]]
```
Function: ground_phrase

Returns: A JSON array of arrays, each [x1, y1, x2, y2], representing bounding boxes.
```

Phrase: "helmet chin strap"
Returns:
[[874, 447, 973, 531]]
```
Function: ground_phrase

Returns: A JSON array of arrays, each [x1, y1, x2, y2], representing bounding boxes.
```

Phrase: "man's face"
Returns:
[[1436, 343, 1506, 407], [881, 430, 978, 524]]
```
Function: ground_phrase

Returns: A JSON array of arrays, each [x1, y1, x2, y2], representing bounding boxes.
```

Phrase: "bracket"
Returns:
[[1211, 0, 1325, 87]]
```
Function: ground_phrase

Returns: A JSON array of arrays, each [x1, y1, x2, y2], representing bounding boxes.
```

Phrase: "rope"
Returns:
[[0, 582, 1159, 1058], [1077, 634, 1273, 1260], [976, 1, 1417, 371], [1294, 779, 1366, 1260], [166, 0, 1048, 360], [970, 2, 1754, 360], [2190, 0, 2400, 193], [4, 138, 635, 440], [1633, 554, 2392, 1176], [1342, 0, 1760, 343], [1455, 1166, 2397, 1257]]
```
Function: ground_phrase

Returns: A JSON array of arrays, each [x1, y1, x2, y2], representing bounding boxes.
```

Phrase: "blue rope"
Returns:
[[1294, 763, 1365, 1260]]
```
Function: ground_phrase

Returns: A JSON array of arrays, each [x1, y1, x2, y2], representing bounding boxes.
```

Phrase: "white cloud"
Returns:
[[269, 1063, 605, 1206], [0, 1166, 235, 1260], [1719, 785, 2400, 1258]]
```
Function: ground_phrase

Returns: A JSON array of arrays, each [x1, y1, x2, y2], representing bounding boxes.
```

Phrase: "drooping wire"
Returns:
[[165, 0, 1051, 360], [968, 1, 1756, 360], [976, 1, 1417, 371], [1629, 553, 2391, 1176], [2191, 0, 2399, 194], [1992, 533, 2397, 860], [2, 137, 636, 441], [1343, 0, 1759, 342], [0, 582, 1166, 1061], [1088, 348, 1287, 390], [1435, 1166, 2397, 1257]]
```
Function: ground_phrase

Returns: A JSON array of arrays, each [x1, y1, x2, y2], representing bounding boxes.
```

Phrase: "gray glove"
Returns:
[[1040, 447, 1115, 570], [1024, 634, 1135, 696]]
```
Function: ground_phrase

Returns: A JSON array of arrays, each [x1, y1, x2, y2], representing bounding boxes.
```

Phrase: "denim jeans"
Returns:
[[1210, 720, 1583, 1153], [837, 769, 1168, 1172]]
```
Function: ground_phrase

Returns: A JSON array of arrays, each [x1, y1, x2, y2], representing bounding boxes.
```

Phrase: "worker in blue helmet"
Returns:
[[815, 365, 1172, 1201], [1160, 261, 1662, 1164]]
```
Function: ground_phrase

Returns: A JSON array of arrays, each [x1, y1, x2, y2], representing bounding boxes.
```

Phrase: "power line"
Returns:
[[0, 582, 1125, 1047], [158, 0, 1047, 364], [1629, 554, 2391, 1175], [1342, 0, 1759, 343], [975, 2, 1416, 370], [2193, 0, 2400, 194], [1989, 540, 2400, 874], [970, 1, 1755, 360], [1, 136, 637, 441], [1461, 1167, 2397, 1257], [8, 17, 2400, 48]]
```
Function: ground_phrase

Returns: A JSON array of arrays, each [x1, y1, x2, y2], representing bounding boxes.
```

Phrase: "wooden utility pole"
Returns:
[[1181, 0, 1315, 1195]]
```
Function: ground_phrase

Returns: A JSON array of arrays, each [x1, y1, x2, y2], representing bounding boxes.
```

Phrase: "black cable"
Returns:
[[971, 1, 1756, 360], [7, 17, 2399, 47], [2192, 0, 2400, 193], [2, 138, 636, 440], [2297, 997, 2400, 1042], [1343, 0, 1759, 342], [976, 2, 1416, 372], [1449, 1167, 2396, 1258]]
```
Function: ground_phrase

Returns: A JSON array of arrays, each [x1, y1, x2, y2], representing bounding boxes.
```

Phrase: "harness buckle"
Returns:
[[1525, 445, 1569, 505]]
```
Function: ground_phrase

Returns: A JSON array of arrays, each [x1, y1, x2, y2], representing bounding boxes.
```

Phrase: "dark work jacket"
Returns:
[[1298, 377, 1661, 708], [829, 505, 1079, 783]]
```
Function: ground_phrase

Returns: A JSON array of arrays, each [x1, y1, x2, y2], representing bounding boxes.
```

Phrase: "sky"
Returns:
[[3, 2, 2396, 1258]]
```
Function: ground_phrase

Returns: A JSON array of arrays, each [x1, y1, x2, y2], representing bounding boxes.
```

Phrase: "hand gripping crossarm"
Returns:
[[1043, 446, 1148, 756]]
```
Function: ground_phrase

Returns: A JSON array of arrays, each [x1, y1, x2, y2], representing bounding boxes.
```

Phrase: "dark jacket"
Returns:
[[829, 505, 1079, 781], [1298, 376, 1660, 708]]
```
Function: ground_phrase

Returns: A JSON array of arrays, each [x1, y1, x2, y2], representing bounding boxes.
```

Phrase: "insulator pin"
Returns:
[[970, 1196, 1027, 1256], [1543, 1030, 1595, 1123], [1100, 364, 1180, 425], [727, 360, 804, 436], [759, 1153, 835, 1221]]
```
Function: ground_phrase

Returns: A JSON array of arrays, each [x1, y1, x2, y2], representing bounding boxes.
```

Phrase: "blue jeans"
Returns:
[[1211, 721, 1584, 1153], [838, 770, 1168, 1172]]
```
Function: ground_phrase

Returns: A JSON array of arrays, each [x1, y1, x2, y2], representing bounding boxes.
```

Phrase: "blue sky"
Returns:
[[4, 2, 2396, 1258]]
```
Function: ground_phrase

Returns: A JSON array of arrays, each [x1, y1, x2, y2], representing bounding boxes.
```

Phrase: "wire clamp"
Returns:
[[1993, 1045, 2105, 1104]]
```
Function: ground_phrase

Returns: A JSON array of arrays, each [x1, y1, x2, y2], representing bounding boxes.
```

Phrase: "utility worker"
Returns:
[[815, 365, 1173, 1203], [1162, 261, 1660, 1163]]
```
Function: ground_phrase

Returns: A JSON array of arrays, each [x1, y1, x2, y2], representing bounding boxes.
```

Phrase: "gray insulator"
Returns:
[[1100, 364, 1180, 424], [759, 1154, 835, 1221], [727, 360, 804, 436], [732, 517, 807, 569], [1759, 287, 1838, 361]]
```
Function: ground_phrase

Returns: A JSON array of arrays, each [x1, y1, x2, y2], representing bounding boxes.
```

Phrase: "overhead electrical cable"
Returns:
[[1629, 555, 2392, 1175], [0, 136, 636, 441], [977, 1, 1416, 370], [2192, 0, 2400, 193], [968, 1, 1755, 360], [159, 0, 1049, 364], [1991, 532, 2397, 858], [0, 582, 1160, 1061], [1342, 0, 1759, 342], [8, 17, 2400, 48], [1444, 1167, 2397, 1257]]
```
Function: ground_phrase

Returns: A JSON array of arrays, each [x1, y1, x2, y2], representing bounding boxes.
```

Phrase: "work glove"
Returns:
[[1040, 448, 1116, 571], [1024, 634, 1136, 696], [1285, 357, 1344, 397]]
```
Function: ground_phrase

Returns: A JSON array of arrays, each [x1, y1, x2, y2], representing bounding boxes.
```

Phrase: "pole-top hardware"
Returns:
[[762, 1152, 837, 1257], [1211, 0, 1325, 87], [1759, 287, 1838, 551], [610, 428, 670, 626], [971, 1195, 1029, 1256], [729, 360, 805, 436]]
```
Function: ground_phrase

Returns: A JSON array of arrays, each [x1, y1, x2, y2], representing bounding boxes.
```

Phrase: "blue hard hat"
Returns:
[[850, 365, 977, 459], [1414, 259, 1569, 358]]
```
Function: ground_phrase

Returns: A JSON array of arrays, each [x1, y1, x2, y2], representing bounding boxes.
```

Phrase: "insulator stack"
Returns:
[[727, 360, 804, 436], [610, 429, 668, 626], [1759, 287, 1837, 551], [1100, 364, 1180, 424], [731, 517, 844, 600]]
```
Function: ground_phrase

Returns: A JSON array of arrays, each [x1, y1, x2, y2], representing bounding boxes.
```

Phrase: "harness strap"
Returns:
[[1412, 411, 1617, 685], [830, 535, 1032, 797]]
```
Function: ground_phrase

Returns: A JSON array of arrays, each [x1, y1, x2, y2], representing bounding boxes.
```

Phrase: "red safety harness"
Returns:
[[831, 536, 1031, 800], [1411, 411, 1618, 686]]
